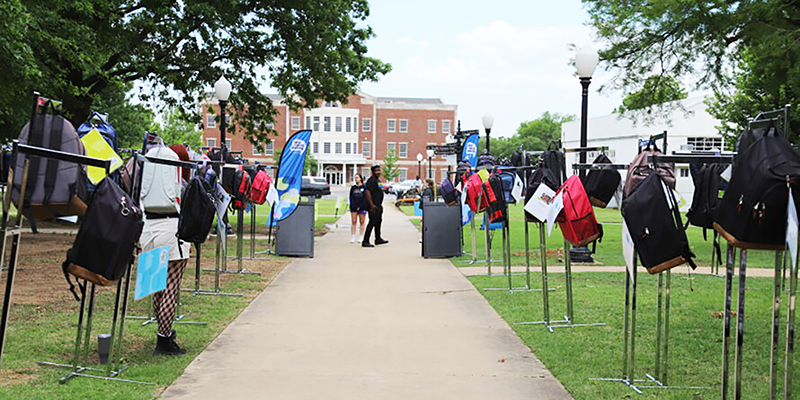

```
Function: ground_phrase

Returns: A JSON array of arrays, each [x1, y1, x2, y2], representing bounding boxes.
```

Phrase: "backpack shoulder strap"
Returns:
[[42, 116, 65, 206]]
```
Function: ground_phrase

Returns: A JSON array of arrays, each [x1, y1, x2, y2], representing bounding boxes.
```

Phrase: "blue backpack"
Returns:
[[496, 170, 517, 204], [77, 112, 119, 192]]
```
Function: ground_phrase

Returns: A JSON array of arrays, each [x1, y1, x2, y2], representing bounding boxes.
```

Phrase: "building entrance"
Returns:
[[323, 166, 343, 186]]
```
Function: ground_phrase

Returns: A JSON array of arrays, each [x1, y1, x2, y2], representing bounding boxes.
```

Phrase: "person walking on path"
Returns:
[[362, 165, 389, 248], [349, 173, 368, 243]]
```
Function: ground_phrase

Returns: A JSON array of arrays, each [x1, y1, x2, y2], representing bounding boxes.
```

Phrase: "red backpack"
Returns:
[[247, 169, 271, 205], [465, 173, 487, 213], [556, 175, 602, 246], [231, 167, 251, 211], [483, 174, 507, 223]]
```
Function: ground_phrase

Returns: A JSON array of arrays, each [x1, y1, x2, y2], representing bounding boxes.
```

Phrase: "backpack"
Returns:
[[477, 153, 496, 167], [686, 163, 728, 232], [440, 178, 459, 206], [455, 161, 472, 186], [622, 173, 697, 274], [583, 154, 621, 208], [177, 176, 217, 243], [623, 150, 675, 197], [12, 113, 89, 220], [196, 164, 218, 189], [61, 178, 143, 300], [714, 134, 800, 249], [230, 168, 251, 211], [465, 172, 487, 213], [556, 175, 602, 247], [736, 114, 781, 155], [510, 149, 532, 180], [525, 167, 559, 222], [140, 144, 182, 214], [496, 170, 517, 204], [483, 174, 507, 223], [248, 169, 272, 205], [542, 145, 566, 186]]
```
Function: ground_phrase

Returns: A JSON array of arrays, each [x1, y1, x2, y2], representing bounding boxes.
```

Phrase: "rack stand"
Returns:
[[10, 98, 148, 383]]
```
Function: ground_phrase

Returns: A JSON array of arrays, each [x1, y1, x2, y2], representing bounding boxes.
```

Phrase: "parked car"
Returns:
[[392, 179, 422, 197], [300, 176, 331, 198]]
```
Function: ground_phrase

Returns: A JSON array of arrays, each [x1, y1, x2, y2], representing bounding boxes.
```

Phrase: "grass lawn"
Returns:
[[226, 198, 342, 235], [451, 203, 779, 269], [0, 236, 291, 399], [470, 271, 799, 399]]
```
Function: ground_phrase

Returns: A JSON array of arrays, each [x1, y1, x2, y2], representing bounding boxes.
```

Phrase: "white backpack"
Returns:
[[140, 143, 182, 214]]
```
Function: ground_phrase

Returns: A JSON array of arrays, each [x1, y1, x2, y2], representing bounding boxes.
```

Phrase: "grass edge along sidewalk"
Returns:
[[470, 271, 800, 400], [0, 239, 291, 399]]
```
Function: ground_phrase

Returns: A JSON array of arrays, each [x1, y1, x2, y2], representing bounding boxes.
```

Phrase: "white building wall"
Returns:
[[561, 97, 723, 210]]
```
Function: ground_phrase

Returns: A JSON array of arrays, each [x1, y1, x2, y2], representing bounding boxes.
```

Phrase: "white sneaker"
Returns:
[[350, 235, 356, 243], [358, 235, 363, 242]]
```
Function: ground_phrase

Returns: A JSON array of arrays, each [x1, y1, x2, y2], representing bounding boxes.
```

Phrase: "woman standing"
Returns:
[[349, 173, 368, 243]]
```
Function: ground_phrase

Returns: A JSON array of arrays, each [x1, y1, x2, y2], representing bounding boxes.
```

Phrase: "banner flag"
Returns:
[[273, 130, 312, 221], [461, 133, 480, 168]]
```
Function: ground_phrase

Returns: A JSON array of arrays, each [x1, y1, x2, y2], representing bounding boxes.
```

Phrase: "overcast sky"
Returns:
[[357, 0, 628, 137]]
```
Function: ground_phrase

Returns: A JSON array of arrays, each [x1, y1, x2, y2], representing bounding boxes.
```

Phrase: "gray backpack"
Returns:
[[624, 150, 675, 197], [140, 143, 182, 214], [12, 114, 89, 220]]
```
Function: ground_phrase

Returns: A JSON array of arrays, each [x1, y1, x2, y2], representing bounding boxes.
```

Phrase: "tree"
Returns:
[[157, 108, 203, 149], [583, 0, 800, 135], [92, 82, 158, 149], [613, 76, 688, 126], [481, 112, 576, 160], [1, 0, 391, 144], [382, 149, 400, 182]]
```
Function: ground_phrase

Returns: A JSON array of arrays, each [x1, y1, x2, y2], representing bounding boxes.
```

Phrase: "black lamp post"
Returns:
[[426, 149, 434, 180], [416, 153, 423, 180], [214, 76, 232, 158], [482, 112, 494, 154], [570, 45, 600, 263]]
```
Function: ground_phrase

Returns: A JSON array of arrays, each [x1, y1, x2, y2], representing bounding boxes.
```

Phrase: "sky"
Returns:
[[357, 0, 627, 138]]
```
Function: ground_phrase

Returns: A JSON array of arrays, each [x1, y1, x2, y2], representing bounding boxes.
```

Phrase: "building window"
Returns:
[[387, 142, 396, 155], [265, 141, 274, 156], [305, 116, 311, 129], [252, 143, 261, 156], [362, 118, 372, 132], [206, 114, 216, 128], [335, 116, 342, 132], [313, 116, 320, 131], [687, 137, 724, 151], [442, 120, 452, 134], [441, 169, 448, 182], [346, 143, 351, 154], [399, 143, 408, 158], [399, 119, 408, 133], [225, 139, 232, 149], [260, 122, 274, 131], [324, 142, 331, 154], [291, 116, 301, 130], [399, 168, 408, 181], [387, 119, 396, 133], [335, 142, 342, 154], [679, 167, 689, 178], [362, 142, 371, 158], [345, 117, 352, 133], [323, 101, 339, 108], [313, 142, 319, 154], [207, 138, 217, 148], [324, 116, 331, 132], [428, 120, 437, 133], [362, 167, 370, 177]]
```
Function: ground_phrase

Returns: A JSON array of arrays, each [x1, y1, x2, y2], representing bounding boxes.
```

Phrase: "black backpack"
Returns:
[[62, 178, 144, 300], [714, 134, 800, 249], [686, 163, 728, 232], [621, 173, 697, 274], [582, 154, 621, 208], [477, 153, 496, 167], [484, 174, 507, 223], [177, 176, 217, 243], [541, 148, 566, 186], [524, 167, 559, 222], [230, 169, 251, 211], [736, 116, 780, 155]]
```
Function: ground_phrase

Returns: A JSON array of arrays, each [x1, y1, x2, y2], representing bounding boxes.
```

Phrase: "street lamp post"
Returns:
[[575, 45, 599, 180], [426, 149, 435, 180], [482, 112, 494, 154], [214, 76, 232, 158], [416, 153, 423, 180], [571, 45, 599, 263]]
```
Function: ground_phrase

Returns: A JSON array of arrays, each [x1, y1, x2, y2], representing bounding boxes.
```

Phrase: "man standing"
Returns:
[[362, 164, 389, 247]]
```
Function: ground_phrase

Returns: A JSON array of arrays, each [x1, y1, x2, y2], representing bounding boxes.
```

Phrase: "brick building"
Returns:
[[201, 91, 458, 185]]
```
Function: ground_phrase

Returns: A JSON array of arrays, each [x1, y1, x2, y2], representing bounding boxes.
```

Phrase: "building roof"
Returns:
[[375, 97, 443, 105]]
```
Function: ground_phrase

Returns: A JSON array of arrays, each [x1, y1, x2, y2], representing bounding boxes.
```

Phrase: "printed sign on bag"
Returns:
[[135, 246, 169, 300]]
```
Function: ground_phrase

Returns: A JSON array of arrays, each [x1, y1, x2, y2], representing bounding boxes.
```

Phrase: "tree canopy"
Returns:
[[482, 112, 575, 160], [0, 0, 391, 144], [583, 0, 800, 137]]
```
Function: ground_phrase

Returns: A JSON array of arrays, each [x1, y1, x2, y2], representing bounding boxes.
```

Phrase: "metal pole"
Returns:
[[81, 284, 97, 367], [722, 243, 734, 399], [770, 251, 783, 399], [564, 239, 575, 322], [734, 249, 747, 399], [428, 157, 432, 180], [215, 225, 222, 291], [524, 221, 531, 290], [484, 213, 491, 276], [540, 223, 550, 325], [470, 213, 477, 264], [578, 77, 591, 180], [785, 246, 798, 400], [662, 269, 672, 385], [250, 205, 256, 258], [194, 243, 201, 292], [504, 222, 512, 290], [630, 253, 639, 386], [622, 259, 632, 380], [219, 100, 228, 159], [654, 272, 663, 381], [236, 207, 244, 270]]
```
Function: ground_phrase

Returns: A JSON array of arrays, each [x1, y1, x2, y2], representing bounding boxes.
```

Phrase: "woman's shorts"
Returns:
[[141, 217, 190, 261]]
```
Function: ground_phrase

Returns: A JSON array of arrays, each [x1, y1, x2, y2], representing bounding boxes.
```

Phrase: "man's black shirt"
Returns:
[[365, 175, 383, 206]]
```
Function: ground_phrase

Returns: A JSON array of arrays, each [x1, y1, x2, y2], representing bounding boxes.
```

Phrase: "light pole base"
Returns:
[[569, 245, 594, 263]]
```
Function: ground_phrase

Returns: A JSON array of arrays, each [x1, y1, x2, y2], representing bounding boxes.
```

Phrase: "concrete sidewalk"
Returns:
[[161, 205, 572, 399]]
